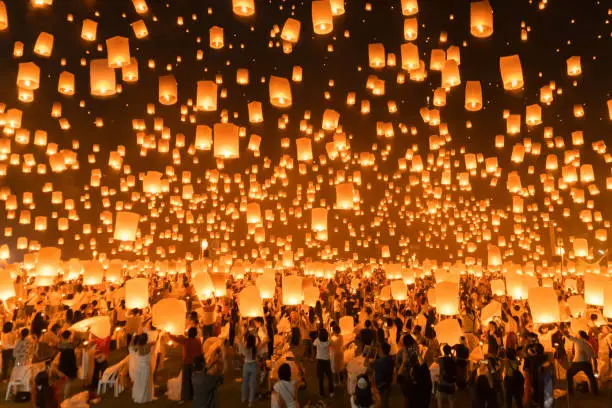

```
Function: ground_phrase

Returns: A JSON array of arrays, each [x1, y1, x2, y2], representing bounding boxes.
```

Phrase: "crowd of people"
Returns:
[[0, 267, 610, 408]]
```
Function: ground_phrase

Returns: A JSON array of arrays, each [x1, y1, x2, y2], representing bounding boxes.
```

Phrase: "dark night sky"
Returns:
[[0, 0, 610, 266]]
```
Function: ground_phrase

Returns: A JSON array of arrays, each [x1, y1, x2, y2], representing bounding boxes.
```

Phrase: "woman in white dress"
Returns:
[[132, 333, 154, 404]]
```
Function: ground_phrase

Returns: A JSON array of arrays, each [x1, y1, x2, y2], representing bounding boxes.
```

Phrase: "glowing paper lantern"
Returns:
[[528, 287, 559, 324], [34, 32, 54, 57], [401, 0, 419, 16], [256, 274, 276, 299], [209, 26, 224, 49], [390, 280, 407, 301], [17, 62, 41, 91], [312, 1, 333, 35], [82, 260, 104, 286], [487, 244, 502, 268], [192, 272, 214, 299], [584, 274, 605, 306], [232, 0, 255, 16], [490, 279, 506, 296], [114, 211, 139, 241], [0, 269, 16, 301], [143, 171, 163, 194], [269, 76, 292, 108], [311, 208, 328, 232], [246, 202, 262, 225], [158, 75, 177, 105], [90, 59, 116, 97], [573, 238, 588, 257], [480, 301, 501, 324], [153, 298, 187, 335], [282, 275, 303, 305], [81, 19, 98, 41], [303, 286, 319, 307], [106, 36, 130, 68], [125, 278, 149, 309], [336, 182, 355, 210], [248, 101, 263, 123], [436, 281, 459, 316], [566, 56, 581, 76], [281, 18, 301, 43], [567, 295, 586, 318], [0, 1, 7, 31], [195, 125, 213, 150], [36, 247, 61, 278], [296, 138, 313, 161], [71, 316, 111, 339], [401, 43, 419, 70], [470, 1, 493, 38], [58, 71, 75, 96], [603, 286, 612, 319], [238, 286, 263, 317], [213, 123, 239, 159], [435, 319, 463, 346], [196, 80, 218, 111], [499, 55, 524, 90], [368, 43, 386, 68]]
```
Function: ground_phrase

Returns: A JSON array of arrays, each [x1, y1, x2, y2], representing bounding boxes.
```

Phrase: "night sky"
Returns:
[[0, 0, 610, 269]]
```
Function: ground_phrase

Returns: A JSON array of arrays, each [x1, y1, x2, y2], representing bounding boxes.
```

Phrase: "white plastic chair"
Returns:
[[5, 364, 36, 400], [97, 356, 129, 397]]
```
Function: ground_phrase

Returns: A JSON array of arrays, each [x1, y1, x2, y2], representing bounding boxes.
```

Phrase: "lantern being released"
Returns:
[[125, 278, 149, 309], [436, 281, 459, 316], [528, 287, 560, 324], [114, 211, 140, 241], [282, 275, 303, 305], [71, 316, 111, 339], [152, 298, 187, 335], [0, 269, 16, 301]]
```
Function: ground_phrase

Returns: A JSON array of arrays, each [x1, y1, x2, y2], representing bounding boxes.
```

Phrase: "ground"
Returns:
[[2, 344, 610, 408]]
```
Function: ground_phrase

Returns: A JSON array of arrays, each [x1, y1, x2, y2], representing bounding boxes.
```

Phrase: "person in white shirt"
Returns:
[[272, 363, 298, 408], [313, 328, 334, 398], [564, 329, 598, 396]]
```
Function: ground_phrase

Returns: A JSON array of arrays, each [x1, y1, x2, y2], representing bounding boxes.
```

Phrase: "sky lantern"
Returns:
[[209, 26, 224, 49], [282, 275, 303, 305], [401, 0, 419, 16], [499, 55, 524, 90], [17, 62, 40, 90], [329, 0, 345, 16], [296, 137, 313, 161], [152, 298, 186, 335], [195, 125, 213, 150], [158, 75, 178, 105], [528, 287, 559, 323], [213, 123, 239, 159], [584, 274, 605, 306], [0, 1, 7, 31], [143, 171, 163, 194], [336, 182, 355, 210], [436, 281, 459, 316], [232, 0, 255, 17], [58, 71, 75, 96], [368, 43, 386, 68], [81, 19, 98, 41], [114, 211, 139, 241], [132, 0, 148, 14], [248, 101, 263, 123], [239, 286, 263, 317], [34, 32, 54, 57], [470, 0, 493, 38], [390, 280, 407, 300], [256, 274, 275, 299], [312, 1, 333, 35], [281, 18, 301, 43], [604, 286, 612, 319], [90, 59, 117, 97], [0, 269, 15, 301], [70, 316, 111, 339], [441, 60, 460, 88], [525, 104, 542, 126], [269, 76, 292, 108], [435, 319, 463, 346], [131, 20, 148, 39], [106, 36, 130, 68], [106, 261, 123, 283], [122, 58, 139, 82], [303, 286, 319, 307], [196, 80, 218, 111], [401, 43, 419, 70], [82, 260, 104, 285], [573, 238, 588, 257], [246, 202, 262, 225], [487, 244, 502, 268], [125, 277, 149, 309], [566, 56, 581, 76], [311, 208, 328, 232], [404, 18, 418, 41], [192, 272, 214, 299]]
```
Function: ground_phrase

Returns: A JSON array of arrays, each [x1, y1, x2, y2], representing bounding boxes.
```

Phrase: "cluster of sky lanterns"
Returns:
[[0, 0, 610, 323]]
